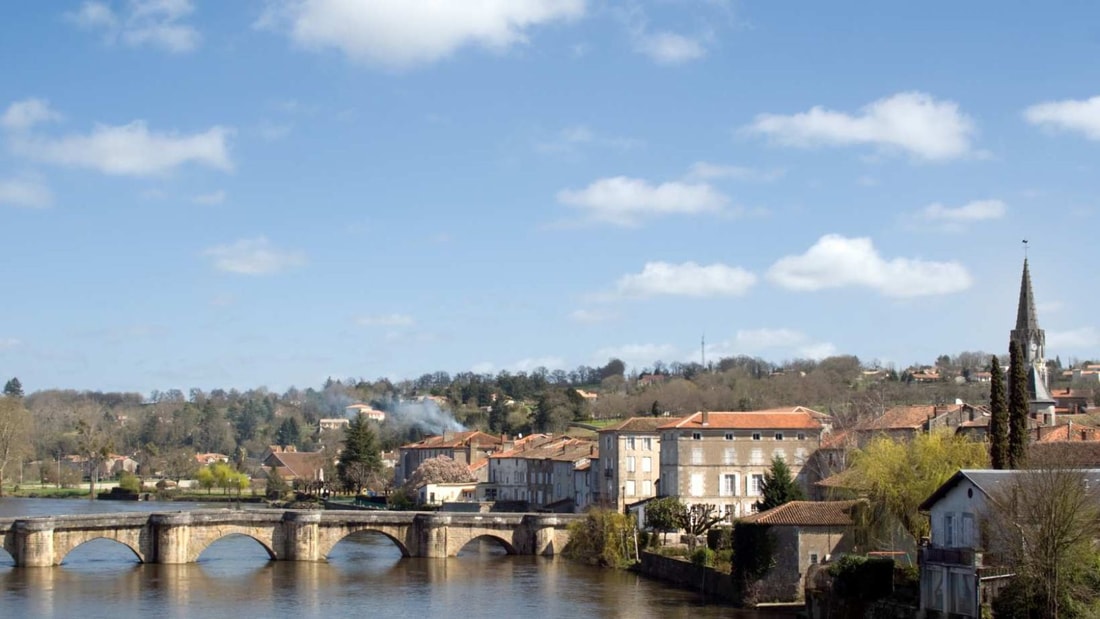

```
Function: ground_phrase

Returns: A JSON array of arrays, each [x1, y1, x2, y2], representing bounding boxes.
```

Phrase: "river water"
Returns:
[[0, 499, 798, 619]]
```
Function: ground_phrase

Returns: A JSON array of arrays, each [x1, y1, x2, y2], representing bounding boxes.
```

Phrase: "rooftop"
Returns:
[[741, 500, 864, 526], [659, 407, 825, 431]]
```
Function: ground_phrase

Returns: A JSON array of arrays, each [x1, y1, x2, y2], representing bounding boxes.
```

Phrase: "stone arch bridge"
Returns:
[[0, 509, 583, 567]]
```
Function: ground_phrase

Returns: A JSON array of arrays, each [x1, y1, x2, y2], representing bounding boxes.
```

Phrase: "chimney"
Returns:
[[701, 410, 709, 427]]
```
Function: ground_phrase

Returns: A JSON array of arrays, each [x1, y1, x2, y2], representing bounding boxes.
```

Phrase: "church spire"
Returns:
[[1015, 258, 1039, 333]]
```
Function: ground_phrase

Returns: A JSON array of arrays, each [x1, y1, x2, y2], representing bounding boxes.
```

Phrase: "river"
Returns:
[[0, 499, 799, 619]]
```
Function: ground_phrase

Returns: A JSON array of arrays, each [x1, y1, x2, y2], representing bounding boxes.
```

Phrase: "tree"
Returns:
[[678, 503, 725, 550], [3, 377, 23, 399], [402, 455, 475, 491], [989, 355, 1009, 470], [274, 416, 301, 448], [337, 416, 381, 494], [1008, 341, 1029, 469], [75, 418, 113, 499], [0, 396, 32, 496], [645, 496, 686, 544], [847, 430, 988, 542], [756, 455, 805, 512], [986, 465, 1100, 618]]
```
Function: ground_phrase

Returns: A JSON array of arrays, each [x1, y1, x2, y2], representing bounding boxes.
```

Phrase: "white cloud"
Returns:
[[614, 261, 756, 298], [202, 237, 307, 275], [192, 190, 226, 205], [67, 0, 201, 53], [1, 98, 62, 132], [0, 176, 53, 208], [915, 199, 1006, 232], [569, 308, 618, 324], [1024, 95, 1100, 140], [593, 343, 680, 369], [767, 234, 972, 297], [512, 356, 567, 372], [535, 125, 643, 155], [0, 338, 22, 351], [470, 361, 496, 374], [686, 161, 784, 182], [257, 0, 585, 70], [11, 121, 233, 176], [634, 31, 705, 65], [1047, 327, 1100, 350], [356, 313, 415, 327], [745, 92, 976, 161], [557, 176, 727, 226], [714, 328, 838, 361]]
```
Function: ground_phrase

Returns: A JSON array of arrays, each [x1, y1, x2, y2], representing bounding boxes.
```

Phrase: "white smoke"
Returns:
[[387, 399, 465, 435]]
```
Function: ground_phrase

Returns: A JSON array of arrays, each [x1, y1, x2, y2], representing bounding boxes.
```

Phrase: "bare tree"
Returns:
[[984, 462, 1100, 618], [0, 396, 32, 496]]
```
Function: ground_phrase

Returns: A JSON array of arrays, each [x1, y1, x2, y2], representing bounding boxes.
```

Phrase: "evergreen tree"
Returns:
[[3, 377, 23, 399], [988, 356, 1009, 469], [756, 455, 804, 512], [1007, 341, 1029, 469], [274, 417, 301, 448], [338, 416, 381, 493]]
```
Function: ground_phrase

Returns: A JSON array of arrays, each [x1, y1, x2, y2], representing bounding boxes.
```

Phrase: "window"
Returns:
[[944, 513, 955, 547], [774, 432, 784, 441], [626, 437, 636, 450], [797, 432, 806, 441], [625, 480, 636, 497], [627, 456, 636, 473], [749, 474, 764, 496], [725, 432, 734, 441], [722, 474, 738, 497], [692, 432, 702, 441], [642, 480, 652, 496], [642, 437, 653, 450], [642, 456, 652, 473], [691, 447, 704, 465], [810, 553, 819, 565], [690, 473, 704, 497], [723, 448, 736, 465], [752, 432, 761, 441]]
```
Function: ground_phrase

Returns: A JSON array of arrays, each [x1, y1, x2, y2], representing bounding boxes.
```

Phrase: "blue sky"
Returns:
[[2, 1, 1099, 394]]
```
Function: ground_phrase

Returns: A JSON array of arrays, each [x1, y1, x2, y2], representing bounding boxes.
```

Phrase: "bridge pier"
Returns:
[[417, 513, 451, 558], [14, 517, 56, 567], [282, 511, 322, 561], [150, 512, 192, 564]]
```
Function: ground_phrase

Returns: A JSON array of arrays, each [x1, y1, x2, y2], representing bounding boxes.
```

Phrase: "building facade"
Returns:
[[598, 417, 673, 511], [658, 408, 829, 519]]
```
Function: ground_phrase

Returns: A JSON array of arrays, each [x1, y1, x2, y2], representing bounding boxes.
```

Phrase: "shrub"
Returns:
[[564, 509, 638, 568], [691, 547, 715, 567], [117, 471, 141, 493]]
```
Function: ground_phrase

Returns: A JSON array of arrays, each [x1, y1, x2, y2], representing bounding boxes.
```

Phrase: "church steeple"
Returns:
[[1015, 258, 1039, 334]]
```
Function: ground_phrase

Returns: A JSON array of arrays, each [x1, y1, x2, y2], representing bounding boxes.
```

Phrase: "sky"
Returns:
[[2, 1, 1099, 395]]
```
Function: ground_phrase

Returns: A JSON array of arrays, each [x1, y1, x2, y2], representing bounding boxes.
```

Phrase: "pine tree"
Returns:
[[756, 455, 804, 512], [988, 356, 1009, 469], [3, 377, 23, 399], [1007, 341, 1029, 469], [274, 417, 301, 448], [338, 415, 381, 493]]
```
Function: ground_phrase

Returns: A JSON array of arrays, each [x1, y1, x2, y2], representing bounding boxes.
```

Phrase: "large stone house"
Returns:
[[597, 417, 676, 511], [394, 430, 503, 485], [658, 408, 829, 519]]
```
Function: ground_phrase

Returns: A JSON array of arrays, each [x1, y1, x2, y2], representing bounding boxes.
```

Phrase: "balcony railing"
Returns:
[[921, 546, 977, 567]]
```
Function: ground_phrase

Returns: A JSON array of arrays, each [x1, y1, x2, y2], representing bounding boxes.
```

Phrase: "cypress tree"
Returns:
[[1007, 341, 1029, 469], [988, 356, 1009, 469], [756, 455, 804, 512]]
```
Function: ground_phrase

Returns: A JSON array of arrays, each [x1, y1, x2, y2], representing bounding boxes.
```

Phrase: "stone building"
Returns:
[[658, 407, 830, 519], [597, 417, 676, 511]]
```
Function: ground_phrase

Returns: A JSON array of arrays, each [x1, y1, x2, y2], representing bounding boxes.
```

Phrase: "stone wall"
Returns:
[[634, 551, 737, 603]]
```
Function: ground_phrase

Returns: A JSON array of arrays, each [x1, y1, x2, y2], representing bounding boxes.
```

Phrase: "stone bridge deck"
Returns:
[[0, 509, 584, 567]]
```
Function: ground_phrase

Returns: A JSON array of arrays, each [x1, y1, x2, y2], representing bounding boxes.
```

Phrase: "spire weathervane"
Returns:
[[1023, 239, 1028, 259]]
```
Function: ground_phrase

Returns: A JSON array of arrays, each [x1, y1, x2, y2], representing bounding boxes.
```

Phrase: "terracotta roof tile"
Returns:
[[858, 404, 963, 431], [741, 500, 864, 526], [658, 407, 825, 431], [600, 417, 681, 433], [401, 431, 503, 450]]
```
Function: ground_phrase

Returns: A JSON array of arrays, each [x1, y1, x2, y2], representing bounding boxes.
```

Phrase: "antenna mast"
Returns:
[[701, 334, 706, 369]]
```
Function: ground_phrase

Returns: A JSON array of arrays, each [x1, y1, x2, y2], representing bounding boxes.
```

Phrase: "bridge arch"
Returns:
[[57, 536, 145, 565], [188, 530, 277, 563], [456, 534, 517, 555], [317, 526, 412, 560]]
